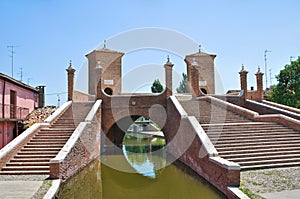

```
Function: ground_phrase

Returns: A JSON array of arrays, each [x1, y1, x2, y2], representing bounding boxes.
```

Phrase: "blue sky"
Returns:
[[0, 0, 299, 105]]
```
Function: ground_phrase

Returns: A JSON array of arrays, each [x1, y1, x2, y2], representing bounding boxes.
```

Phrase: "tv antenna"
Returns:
[[7, 45, 19, 78], [18, 67, 23, 82], [264, 49, 271, 88], [27, 77, 32, 85]]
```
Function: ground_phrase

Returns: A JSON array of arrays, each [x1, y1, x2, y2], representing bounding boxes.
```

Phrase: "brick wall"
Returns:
[[49, 101, 101, 180]]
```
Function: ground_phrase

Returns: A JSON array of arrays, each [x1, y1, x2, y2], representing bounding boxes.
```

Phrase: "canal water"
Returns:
[[57, 134, 225, 199]]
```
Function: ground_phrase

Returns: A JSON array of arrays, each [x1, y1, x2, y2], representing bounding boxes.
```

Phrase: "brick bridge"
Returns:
[[1, 52, 300, 199]]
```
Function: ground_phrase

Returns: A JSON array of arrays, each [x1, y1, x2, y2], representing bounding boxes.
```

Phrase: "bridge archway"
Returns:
[[106, 114, 165, 147]]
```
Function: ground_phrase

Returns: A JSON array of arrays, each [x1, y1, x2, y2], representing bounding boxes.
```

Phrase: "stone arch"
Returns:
[[106, 114, 164, 147], [104, 87, 113, 95], [200, 88, 207, 94]]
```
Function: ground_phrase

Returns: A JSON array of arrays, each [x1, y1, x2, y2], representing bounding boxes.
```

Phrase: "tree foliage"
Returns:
[[176, 73, 188, 93], [151, 79, 163, 93], [268, 56, 300, 108]]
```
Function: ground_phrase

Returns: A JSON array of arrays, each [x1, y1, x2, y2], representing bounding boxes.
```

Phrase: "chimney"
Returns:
[[66, 61, 76, 101], [164, 56, 174, 96], [239, 65, 248, 99], [36, 86, 45, 108], [255, 67, 264, 101]]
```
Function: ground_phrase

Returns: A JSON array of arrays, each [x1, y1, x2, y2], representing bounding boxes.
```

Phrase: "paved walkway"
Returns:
[[262, 189, 300, 199], [0, 181, 43, 199]]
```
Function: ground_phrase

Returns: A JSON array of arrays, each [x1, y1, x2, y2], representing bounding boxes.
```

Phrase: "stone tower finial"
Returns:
[[241, 64, 245, 71], [166, 55, 172, 64], [199, 44, 201, 53]]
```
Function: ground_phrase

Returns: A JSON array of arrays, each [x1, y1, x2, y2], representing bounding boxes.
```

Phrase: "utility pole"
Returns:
[[264, 49, 271, 88], [7, 45, 18, 78]]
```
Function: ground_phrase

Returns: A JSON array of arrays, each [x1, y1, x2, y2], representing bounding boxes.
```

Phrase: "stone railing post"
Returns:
[[66, 61, 76, 101], [239, 65, 248, 99], [255, 67, 264, 101], [164, 56, 174, 96]]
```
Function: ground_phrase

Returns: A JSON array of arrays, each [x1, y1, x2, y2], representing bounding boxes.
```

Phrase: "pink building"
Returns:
[[0, 73, 42, 149]]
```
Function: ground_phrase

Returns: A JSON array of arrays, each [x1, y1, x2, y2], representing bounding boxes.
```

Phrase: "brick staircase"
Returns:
[[0, 102, 93, 175], [179, 98, 300, 170]]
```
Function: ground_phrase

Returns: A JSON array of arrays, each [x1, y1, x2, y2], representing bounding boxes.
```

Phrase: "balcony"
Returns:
[[0, 104, 29, 120]]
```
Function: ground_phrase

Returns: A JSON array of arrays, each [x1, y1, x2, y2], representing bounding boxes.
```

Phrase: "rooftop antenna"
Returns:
[[269, 69, 273, 86], [27, 77, 32, 85], [7, 45, 19, 77], [264, 49, 271, 88], [18, 67, 23, 82]]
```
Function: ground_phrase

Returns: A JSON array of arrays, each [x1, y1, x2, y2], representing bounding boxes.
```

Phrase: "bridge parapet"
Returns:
[[164, 96, 241, 198], [49, 100, 102, 180]]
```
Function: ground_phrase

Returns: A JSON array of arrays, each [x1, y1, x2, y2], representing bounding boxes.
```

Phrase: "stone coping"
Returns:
[[200, 96, 259, 119], [248, 99, 300, 118], [0, 123, 49, 160], [85, 100, 102, 122], [187, 116, 218, 157], [262, 100, 300, 114], [43, 179, 61, 199], [210, 157, 240, 170], [44, 101, 72, 124], [169, 96, 188, 117], [227, 186, 250, 199]]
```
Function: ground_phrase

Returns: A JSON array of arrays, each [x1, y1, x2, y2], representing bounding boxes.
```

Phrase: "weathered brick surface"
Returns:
[[49, 103, 101, 181], [185, 52, 216, 94], [86, 49, 124, 96], [163, 97, 240, 198]]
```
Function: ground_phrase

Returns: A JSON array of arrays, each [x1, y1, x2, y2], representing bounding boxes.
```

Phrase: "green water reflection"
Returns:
[[58, 134, 225, 199]]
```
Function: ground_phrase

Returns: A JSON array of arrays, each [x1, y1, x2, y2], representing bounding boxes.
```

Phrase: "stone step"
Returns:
[[30, 138, 68, 142], [216, 142, 300, 151], [241, 162, 300, 170], [1, 166, 49, 171], [219, 146, 300, 155], [21, 147, 61, 152], [26, 142, 66, 146], [17, 151, 58, 155], [203, 126, 292, 132], [10, 158, 50, 162], [209, 134, 300, 141], [237, 157, 300, 167], [40, 128, 75, 132], [24, 144, 64, 148], [14, 154, 56, 159], [207, 131, 298, 137], [221, 150, 300, 159], [5, 162, 49, 167], [213, 137, 300, 145], [0, 170, 50, 175], [33, 135, 71, 140]]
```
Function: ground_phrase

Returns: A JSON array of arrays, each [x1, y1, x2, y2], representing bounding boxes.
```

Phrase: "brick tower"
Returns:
[[86, 47, 124, 96], [185, 48, 216, 94]]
